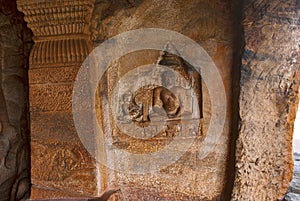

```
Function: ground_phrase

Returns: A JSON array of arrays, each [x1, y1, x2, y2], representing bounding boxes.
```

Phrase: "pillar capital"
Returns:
[[17, 0, 95, 67]]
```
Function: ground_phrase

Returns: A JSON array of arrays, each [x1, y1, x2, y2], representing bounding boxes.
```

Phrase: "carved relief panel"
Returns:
[[16, 0, 235, 199], [94, 46, 209, 199]]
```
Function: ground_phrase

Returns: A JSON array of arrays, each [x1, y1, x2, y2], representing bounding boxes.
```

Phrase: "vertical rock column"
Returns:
[[17, 0, 97, 198], [232, 0, 300, 200], [0, 0, 33, 200]]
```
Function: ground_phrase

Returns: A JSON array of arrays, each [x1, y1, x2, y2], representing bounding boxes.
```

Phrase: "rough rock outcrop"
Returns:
[[0, 0, 33, 200], [232, 0, 300, 200]]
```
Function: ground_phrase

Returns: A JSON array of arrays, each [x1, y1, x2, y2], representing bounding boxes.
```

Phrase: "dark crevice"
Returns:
[[220, 0, 245, 200]]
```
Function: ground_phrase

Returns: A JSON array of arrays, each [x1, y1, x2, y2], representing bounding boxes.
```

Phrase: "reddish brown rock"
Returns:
[[0, 0, 297, 200], [17, 0, 98, 198], [232, 0, 300, 200], [90, 0, 239, 200]]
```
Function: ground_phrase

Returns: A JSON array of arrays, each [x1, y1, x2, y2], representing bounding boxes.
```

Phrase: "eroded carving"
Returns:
[[128, 85, 181, 127], [17, 0, 95, 67], [114, 49, 202, 128]]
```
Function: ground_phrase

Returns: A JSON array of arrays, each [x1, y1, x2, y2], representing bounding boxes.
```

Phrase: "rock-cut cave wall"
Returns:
[[17, 0, 241, 199], [0, 0, 299, 201], [0, 0, 33, 200]]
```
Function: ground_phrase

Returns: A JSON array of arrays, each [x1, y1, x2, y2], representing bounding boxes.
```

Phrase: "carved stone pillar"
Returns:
[[17, 0, 98, 198]]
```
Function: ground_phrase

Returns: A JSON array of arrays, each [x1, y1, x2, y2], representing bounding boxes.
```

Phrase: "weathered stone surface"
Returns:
[[232, 0, 300, 200], [28, 66, 80, 84], [0, 0, 33, 200], [14, 0, 241, 199], [30, 140, 97, 198], [90, 0, 239, 200], [16, 0, 98, 198], [29, 188, 121, 201], [17, 0, 94, 68], [0, 0, 296, 200], [29, 84, 74, 112], [13, 0, 242, 199]]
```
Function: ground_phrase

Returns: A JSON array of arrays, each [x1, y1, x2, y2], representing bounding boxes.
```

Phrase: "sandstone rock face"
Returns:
[[0, 0, 297, 200], [232, 0, 300, 200], [18, 0, 240, 199], [0, 0, 32, 200], [89, 0, 240, 200]]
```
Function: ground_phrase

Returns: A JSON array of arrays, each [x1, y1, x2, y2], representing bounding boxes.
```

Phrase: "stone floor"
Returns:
[[25, 153, 300, 201], [26, 188, 121, 201], [284, 153, 300, 201]]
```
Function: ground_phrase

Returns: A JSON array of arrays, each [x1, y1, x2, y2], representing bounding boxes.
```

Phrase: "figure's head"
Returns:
[[161, 70, 175, 87]]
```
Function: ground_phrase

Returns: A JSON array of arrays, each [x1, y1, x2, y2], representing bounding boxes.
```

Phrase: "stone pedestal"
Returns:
[[17, 0, 98, 198]]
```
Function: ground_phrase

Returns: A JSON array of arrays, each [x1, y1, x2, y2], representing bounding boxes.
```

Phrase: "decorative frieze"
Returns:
[[17, 0, 94, 67]]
